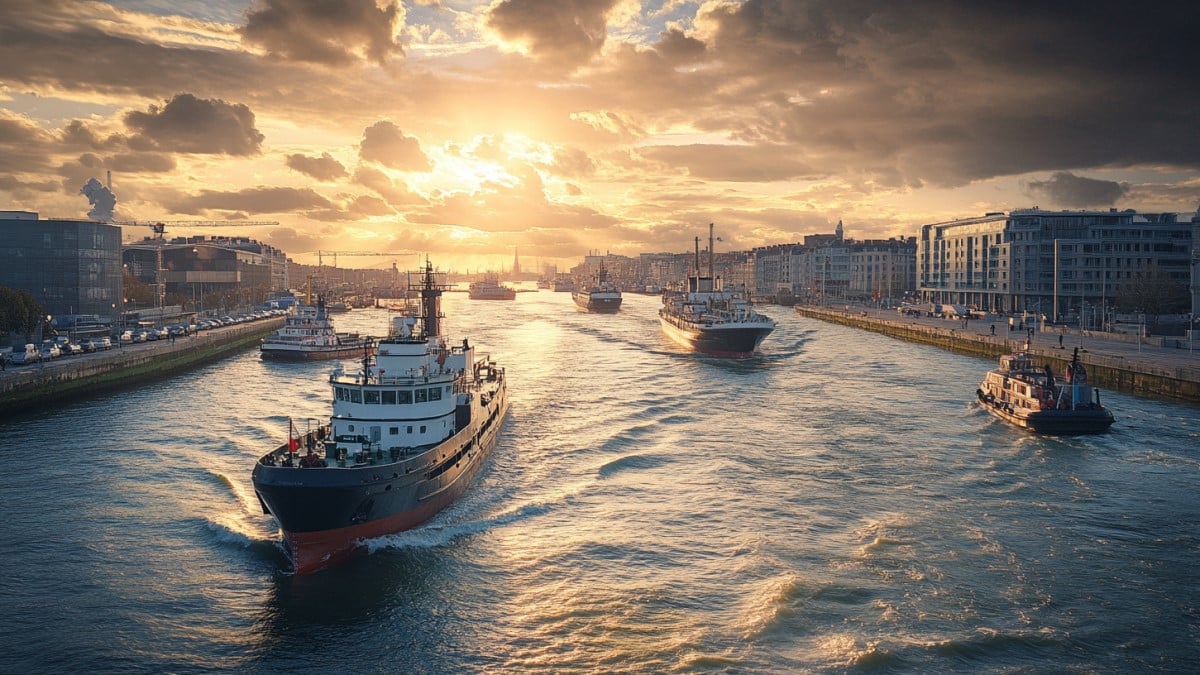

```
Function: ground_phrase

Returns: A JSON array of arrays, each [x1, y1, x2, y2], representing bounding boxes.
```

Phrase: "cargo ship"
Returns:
[[252, 261, 509, 573], [659, 223, 775, 357], [467, 274, 516, 300], [572, 261, 622, 313]]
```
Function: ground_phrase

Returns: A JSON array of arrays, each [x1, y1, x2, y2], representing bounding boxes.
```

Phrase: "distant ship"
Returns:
[[659, 224, 775, 357], [252, 260, 510, 574], [977, 347, 1114, 434], [572, 261, 622, 313], [553, 274, 573, 292], [260, 299, 370, 361], [468, 274, 517, 300]]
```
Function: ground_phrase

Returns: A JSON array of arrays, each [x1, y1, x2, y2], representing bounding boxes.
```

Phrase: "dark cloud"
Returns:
[[265, 226, 325, 254], [548, 147, 596, 178], [692, 0, 1200, 185], [162, 186, 334, 215], [286, 152, 348, 181], [655, 28, 706, 65], [359, 121, 431, 171], [1025, 172, 1128, 208], [0, 112, 58, 174], [242, 0, 403, 66], [124, 94, 265, 155], [639, 144, 820, 182], [488, 0, 618, 70]]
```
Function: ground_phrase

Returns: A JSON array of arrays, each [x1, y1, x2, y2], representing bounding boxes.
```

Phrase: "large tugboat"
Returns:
[[658, 223, 775, 357], [252, 261, 509, 573], [976, 347, 1114, 434], [467, 273, 516, 300], [259, 298, 369, 361], [572, 261, 622, 313]]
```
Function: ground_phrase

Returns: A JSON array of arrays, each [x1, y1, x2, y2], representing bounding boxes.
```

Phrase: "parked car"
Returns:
[[64, 343, 84, 356], [39, 343, 61, 359], [10, 344, 39, 365], [80, 339, 97, 353], [97, 337, 113, 350]]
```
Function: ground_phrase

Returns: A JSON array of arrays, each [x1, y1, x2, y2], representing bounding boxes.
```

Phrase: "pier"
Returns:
[[794, 305, 1200, 403], [0, 317, 284, 416]]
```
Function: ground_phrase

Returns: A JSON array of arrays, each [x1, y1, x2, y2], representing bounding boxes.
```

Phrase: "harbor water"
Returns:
[[2, 289, 1198, 672]]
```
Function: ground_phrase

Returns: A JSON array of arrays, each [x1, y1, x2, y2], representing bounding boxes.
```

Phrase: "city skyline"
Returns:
[[2, 1, 1197, 270]]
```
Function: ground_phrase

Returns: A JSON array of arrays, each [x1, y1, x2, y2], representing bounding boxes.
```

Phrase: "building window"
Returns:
[[390, 427, 398, 435]]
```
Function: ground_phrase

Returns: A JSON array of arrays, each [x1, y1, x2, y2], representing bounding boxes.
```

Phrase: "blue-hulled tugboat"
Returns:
[[252, 260, 509, 573], [976, 347, 1113, 434]]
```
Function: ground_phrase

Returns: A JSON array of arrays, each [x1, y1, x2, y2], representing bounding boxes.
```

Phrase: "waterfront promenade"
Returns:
[[794, 303, 1200, 403]]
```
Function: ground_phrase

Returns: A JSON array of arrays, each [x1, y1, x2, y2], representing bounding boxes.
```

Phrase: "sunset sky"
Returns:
[[2, 1, 1198, 270]]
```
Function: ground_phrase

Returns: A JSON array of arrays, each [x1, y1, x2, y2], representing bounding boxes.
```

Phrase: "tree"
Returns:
[[1114, 267, 1190, 318], [0, 285, 45, 341]]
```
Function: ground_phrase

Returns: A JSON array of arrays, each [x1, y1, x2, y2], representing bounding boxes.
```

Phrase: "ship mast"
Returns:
[[708, 222, 715, 279]]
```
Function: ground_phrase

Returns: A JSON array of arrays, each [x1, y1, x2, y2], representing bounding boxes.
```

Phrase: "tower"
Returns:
[[513, 246, 520, 275]]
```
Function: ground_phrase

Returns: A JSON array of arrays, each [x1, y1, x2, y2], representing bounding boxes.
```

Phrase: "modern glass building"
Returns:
[[918, 207, 1194, 323], [0, 211, 123, 322]]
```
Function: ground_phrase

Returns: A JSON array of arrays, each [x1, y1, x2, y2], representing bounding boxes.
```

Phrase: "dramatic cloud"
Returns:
[[162, 186, 335, 215], [124, 94, 264, 155], [488, 0, 618, 69], [286, 152, 348, 181], [638, 144, 820, 182], [1026, 172, 1129, 208], [242, 0, 403, 65], [359, 121, 431, 171]]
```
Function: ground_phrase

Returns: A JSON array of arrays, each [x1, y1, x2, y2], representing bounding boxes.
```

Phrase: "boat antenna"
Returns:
[[694, 236, 700, 277], [708, 222, 715, 279]]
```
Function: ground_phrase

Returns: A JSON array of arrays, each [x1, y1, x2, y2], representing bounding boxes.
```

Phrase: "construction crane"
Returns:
[[114, 220, 279, 239], [317, 250, 416, 267]]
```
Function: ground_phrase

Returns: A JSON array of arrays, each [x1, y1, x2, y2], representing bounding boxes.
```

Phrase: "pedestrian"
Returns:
[[1058, 334, 1063, 348], [990, 324, 995, 336]]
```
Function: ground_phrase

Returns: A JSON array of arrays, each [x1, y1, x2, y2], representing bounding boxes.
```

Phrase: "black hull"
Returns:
[[977, 391, 1114, 435], [660, 317, 773, 357], [574, 296, 622, 313]]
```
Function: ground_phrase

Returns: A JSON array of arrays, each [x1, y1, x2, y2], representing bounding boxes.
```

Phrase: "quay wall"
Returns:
[[793, 306, 1200, 403], [0, 318, 284, 417]]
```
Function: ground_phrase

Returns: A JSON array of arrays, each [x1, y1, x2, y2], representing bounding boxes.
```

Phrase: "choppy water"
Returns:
[[2, 289, 1199, 673]]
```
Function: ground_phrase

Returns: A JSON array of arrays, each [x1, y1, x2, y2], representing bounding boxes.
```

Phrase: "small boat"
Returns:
[[252, 260, 509, 573], [572, 261, 622, 313], [658, 223, 775, 357], [260, 298, 370, 361], [552, 274, 573, 292], [976, 347, 1114, 434], [468, 274, 516, 300]]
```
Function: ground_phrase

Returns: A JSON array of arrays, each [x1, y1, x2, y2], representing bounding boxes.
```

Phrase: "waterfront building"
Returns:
[[123, 235, 286, 312], [918, 207, 1194, 324], [848, 238, 918, 302], [0, 211, 123, 323]]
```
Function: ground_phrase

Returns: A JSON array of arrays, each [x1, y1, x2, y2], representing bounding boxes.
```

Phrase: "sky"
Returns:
[[2, 0, 1198, 270]]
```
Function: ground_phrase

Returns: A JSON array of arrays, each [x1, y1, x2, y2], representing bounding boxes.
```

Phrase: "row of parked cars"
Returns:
[[3, 309, 287, 368], [6, 336, 114, 365]]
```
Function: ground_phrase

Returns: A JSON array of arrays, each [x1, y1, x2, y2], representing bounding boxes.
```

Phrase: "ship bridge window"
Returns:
[[382, 390, 397, 405], [415, 389, 428, 403], [335, 387, 347, 401], [389, 427, 399, 435], [428, 387, 442, 401], [364, 390, 380, 404], [350, 389, 362, 403], [398, 390, 412, 404]]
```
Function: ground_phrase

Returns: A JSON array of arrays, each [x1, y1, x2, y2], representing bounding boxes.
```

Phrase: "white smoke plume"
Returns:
[[80, 177, 117, 221]]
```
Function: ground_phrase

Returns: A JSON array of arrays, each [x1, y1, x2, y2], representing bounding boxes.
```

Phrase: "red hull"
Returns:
[[283, 483, 465, 574]]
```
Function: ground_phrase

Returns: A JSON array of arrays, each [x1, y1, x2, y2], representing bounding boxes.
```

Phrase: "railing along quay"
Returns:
[[793, 305, 1200, 404]]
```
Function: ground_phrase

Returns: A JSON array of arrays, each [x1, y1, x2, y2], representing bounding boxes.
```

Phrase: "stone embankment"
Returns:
[[0, 317, 284, 416], [794, 305, 1199, 403]]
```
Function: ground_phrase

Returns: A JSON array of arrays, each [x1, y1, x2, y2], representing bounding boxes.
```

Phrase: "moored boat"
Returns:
[[259, 298, 369, 360], [252, 261, 509, 573], [572, 261, 622, 313], [658, 223, 775, 357], [976, 347, 1114, 434]]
